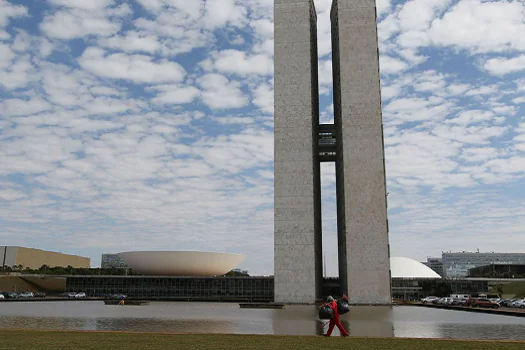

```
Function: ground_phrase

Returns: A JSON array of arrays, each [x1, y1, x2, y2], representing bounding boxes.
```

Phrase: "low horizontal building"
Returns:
[[0, 246, 90, 269], [66, 275, 273, 302]]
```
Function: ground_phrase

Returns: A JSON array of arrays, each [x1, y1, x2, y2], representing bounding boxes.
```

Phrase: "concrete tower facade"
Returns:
[[331, 0, 391, 304], [274, 0, 322, 304], [274, 0, 391, 304]]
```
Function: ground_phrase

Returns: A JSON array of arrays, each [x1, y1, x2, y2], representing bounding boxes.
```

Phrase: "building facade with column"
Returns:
[[274, 0, 391, 304]]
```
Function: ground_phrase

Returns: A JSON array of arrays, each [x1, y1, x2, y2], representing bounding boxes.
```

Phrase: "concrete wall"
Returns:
[[274, 0, 322, 304], [331, 0, 392, 304], [0, 276, 66, 293], [0, 246, 18, 267], [3, 246, 90, 269]]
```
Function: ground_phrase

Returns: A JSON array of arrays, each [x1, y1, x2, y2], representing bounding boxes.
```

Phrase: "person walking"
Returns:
[[323, 295, 349, 337]]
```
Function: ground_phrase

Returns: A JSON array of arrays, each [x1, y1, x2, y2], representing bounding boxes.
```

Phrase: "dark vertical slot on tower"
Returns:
[[310, 3, 323, 301], [330, 2, 347, 296]]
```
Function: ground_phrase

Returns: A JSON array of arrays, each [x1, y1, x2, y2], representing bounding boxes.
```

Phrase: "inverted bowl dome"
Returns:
[[390, 257, 441, 279], [117, 251, 246, 276]]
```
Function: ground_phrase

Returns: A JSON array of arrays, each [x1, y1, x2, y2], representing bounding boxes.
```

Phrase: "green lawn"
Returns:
[[491, 281, 525, 298], [0, 330, 524, 350]]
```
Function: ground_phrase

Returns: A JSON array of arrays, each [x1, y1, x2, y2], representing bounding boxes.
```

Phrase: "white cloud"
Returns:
[[0, 97, 51, 117], [384, 97, 453, 125], [484, 55, 525, 76], [380, 55, 409, 74], [198, 74, 248, 109], [447, 84, 470, 95], [78, 47, 187, 84], [132, 8, 211, 56], [377, 0, 392, 18], [40, 5, 129, 40], [135, 0, 204, 18], [98, 32, 160, 54], [0, 189, 27, 201], [252, 82, 273, 114], [318, 59, 332, 95], [48, 0, 115, 10], [0, 1, 28, 29], [203, 0, 247, 29], [250, 18, 273, 40], [210, 49, 273, 76], [493, 106, 516, 116], [150, 84, 201, 105], [446, 110, 494, 126], [513, 97, 525, 104], [465, 85, 499, 96], [429, 0, 525, 53], [0, 54, 34, 90], [459, 147, 505, 163], [90, 86, 122, 97], [396, 0, 453, 48]]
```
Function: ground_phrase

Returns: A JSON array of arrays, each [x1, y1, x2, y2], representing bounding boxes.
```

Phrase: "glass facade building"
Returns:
[[101, 254, 128, 269], [66, 276, 274, 302], [442, 252, 525, 278], [62, 275, 491, 302]]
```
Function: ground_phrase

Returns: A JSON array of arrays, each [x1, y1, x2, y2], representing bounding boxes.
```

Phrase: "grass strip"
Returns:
[[1, 330, 524, 350]]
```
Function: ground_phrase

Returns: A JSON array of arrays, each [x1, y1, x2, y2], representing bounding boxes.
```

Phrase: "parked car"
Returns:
[[451, 298, 466, 306], [18, 292, 34, 298], [471, 298, 500, 308], [509, 299, 522, 308], [436, 297, 454, 305], [512, 300, 525, 308], [457, 298, 469, 306], [421, 296, 438, 304], [68, 292, 86, 299]]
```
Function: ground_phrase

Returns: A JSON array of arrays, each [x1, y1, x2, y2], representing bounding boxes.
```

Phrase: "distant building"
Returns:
[[101, 254, 128, 269], [442, 252, 525, 278], [0, 246, 90, 269], [468, 264, 525, 278], [422, 257, 444, 277]]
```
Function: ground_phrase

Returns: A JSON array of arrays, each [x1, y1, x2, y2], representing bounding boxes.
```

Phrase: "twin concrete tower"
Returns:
[[274, 0, 391, 304]]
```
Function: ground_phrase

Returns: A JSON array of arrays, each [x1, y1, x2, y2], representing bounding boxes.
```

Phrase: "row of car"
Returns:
[[497, 299, 525, 308], [421, 296, 525, 309], [0, 291, 128, 300], [62, 292, 87, 298], [0, 291, 46, 299]]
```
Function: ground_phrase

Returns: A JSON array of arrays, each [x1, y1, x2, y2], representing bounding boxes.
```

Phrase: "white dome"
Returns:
[[390, 257, 441, 279], [117, 251, 246, 276]]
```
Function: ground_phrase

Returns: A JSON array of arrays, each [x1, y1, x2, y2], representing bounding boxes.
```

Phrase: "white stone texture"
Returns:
[[274, 0, 321, 304], [332, 0, 392, 304]]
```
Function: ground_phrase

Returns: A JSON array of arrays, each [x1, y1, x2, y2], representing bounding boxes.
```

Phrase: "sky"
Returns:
[[0, 0, 524, 276]]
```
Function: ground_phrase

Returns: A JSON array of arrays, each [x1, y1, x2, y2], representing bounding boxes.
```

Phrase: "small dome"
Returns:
[[390, 257, 441, 279]]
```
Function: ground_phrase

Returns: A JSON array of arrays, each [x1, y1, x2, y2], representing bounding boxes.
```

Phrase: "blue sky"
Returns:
[[0, 0, 524, 276]]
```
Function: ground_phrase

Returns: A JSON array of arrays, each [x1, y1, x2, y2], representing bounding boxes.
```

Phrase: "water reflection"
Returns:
[[345, 306, 394, 338], [0, 302, 524, 340]]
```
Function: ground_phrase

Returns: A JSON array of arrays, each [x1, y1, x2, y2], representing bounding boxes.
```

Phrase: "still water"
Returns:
[[1, 301, 524, 340]]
